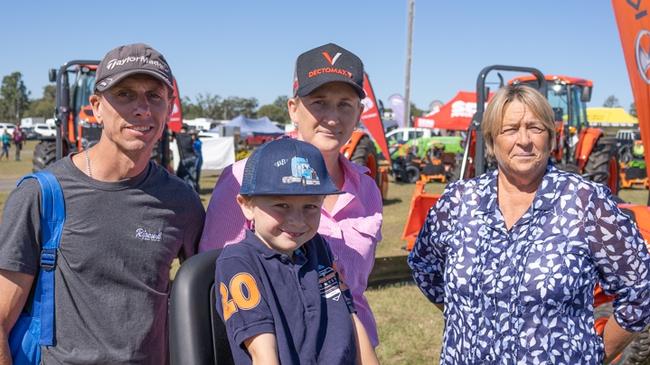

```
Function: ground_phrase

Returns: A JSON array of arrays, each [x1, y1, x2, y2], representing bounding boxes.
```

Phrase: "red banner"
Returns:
[[168, 78, 183, 133], [415, 91, 477, 131], [612, 0, 650, 175], [360, 73, 391, 163]]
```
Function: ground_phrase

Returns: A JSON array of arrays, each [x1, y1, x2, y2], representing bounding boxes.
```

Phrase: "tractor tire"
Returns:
[[32, 140, 58, 172], [350, 134, 381, 186], [584, 136, 619, 192], [594, 302, 650, 365], [556, 163, 580, 174], [404, 165, 420, 183], [448, 164, 462, 182]]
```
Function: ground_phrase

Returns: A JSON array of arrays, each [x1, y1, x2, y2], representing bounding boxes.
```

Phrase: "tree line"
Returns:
[[0, 71, 636, 125], [0, 71, 294, 125]]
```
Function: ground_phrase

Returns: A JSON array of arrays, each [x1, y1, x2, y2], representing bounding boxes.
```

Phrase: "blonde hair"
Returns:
[[482, 84, 556, 157]]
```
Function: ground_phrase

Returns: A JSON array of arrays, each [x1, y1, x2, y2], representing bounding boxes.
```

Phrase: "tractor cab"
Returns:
[[33, 61, 101, 171], [511, 74, 618, 193], [511, 75, 594, 165]]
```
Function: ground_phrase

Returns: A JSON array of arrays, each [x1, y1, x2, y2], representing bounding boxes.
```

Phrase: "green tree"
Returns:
[[26, 84, 55, 118], [603, 95, 620, 108], [222, 97, 258, 119], [181, 96, 203, 119], [196, 93, 224, 120], [630, 102, 637, 118], [257, 104, 288, 124], [0, 71, 31, 123], [410, 102, 424, 119], [258, 95, 290, 124]]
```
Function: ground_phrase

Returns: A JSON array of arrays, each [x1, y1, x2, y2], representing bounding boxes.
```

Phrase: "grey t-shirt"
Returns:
[[0, 156, 205, 364]]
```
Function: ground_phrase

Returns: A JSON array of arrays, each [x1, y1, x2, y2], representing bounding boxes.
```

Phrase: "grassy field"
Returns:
[[1, 142, 649, 364]]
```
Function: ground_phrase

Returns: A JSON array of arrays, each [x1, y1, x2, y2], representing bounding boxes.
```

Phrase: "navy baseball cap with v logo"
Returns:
[[240, 137, 342, 196]]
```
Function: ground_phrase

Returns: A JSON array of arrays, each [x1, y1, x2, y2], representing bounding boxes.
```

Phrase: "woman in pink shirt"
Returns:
[[200, 42, 383, 346]]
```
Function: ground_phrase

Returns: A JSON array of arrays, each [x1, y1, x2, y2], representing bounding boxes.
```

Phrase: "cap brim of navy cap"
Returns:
[[95, 69, 173, 92], [296, 78, 366, 99], [239, 189, 345, 196]]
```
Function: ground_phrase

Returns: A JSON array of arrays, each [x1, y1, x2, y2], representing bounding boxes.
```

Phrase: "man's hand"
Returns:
[[0, 270, 34, 365]]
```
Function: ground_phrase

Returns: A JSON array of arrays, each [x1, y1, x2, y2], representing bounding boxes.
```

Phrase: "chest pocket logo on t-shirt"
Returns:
[[219, 272, 261, 320], [318, 265, 342, 301]]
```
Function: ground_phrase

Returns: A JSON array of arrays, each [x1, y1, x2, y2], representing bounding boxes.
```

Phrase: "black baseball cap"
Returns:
[[293, 43, 366, 99], [240, 137, 342, 196], [95, 43, 174, 92]]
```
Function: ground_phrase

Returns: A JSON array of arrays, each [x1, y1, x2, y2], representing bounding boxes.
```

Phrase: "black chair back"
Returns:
[[169, 249, 234, 365]]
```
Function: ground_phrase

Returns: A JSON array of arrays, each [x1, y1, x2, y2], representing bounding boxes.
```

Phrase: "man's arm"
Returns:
[[0, 270, 34, 365], [243, 333, 279, 365], [603, 315, 637, 364], [352, 313, 379, 365]]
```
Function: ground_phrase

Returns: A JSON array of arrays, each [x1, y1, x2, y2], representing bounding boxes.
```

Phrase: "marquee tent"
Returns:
[[587, 107, 638, 126], [224, 115, 284, 137]]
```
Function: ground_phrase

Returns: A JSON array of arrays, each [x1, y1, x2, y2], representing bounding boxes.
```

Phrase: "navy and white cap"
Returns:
[[240, 137, 342, 196]]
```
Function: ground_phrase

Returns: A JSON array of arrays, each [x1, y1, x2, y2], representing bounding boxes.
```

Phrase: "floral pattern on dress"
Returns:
[[407, 165, 650, 364]]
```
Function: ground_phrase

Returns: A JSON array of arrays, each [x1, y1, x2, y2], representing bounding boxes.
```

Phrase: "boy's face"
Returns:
[[237, 194, 325, 257]]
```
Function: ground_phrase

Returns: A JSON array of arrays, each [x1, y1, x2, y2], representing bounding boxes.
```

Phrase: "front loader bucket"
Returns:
[[402, 181, 441, 251]]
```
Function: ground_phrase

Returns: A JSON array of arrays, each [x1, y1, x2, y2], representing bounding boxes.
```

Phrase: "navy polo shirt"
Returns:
[[215, 230, 357, 365]]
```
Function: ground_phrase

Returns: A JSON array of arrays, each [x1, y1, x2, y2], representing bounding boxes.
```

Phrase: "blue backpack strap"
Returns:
[[17, 171, 65, 346]]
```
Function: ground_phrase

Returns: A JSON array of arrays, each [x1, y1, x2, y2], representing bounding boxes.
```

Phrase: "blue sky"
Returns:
[[0, 1, 633, 113]]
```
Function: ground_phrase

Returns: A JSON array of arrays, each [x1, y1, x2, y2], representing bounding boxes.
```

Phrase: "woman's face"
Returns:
[[288, 82, 363, 155], [493, 100, 550, 185]]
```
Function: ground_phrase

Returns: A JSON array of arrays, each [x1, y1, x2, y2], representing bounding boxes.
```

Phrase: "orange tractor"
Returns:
[[403, 65, 650, 363], [340, 129, 390, 199], [512, 74, 619, 194], [34, 60, 183, 171]]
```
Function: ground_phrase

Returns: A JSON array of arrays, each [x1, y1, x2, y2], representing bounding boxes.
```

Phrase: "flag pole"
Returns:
[[404, 0, 415, 127]]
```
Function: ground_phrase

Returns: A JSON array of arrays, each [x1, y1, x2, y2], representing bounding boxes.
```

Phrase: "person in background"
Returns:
[[200, 42, 384, 347], [408, 84, 650, 364], [215, 137, 378, 365], [192, 132, 203, 191], [0, 130, 10, 160], [12, 125, 24, 161], [0, 43, 205, 365]]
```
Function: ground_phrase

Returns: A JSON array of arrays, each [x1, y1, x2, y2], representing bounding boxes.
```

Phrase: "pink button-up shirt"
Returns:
[[199, 155, 383, 346]]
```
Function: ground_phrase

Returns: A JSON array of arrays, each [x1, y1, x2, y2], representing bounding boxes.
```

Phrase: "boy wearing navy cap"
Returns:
[[215, 137, 378, 365]]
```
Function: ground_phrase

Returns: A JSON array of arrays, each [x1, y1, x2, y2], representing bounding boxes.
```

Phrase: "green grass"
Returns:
[[0, 140, 36, 178], [367, 283, 443, 364]]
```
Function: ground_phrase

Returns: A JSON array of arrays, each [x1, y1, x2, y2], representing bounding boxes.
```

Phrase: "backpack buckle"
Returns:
[[40, 248, 57, 271]]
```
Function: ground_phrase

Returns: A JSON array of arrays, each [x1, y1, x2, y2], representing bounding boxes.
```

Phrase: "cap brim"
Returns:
[[296, 78, 366, 99], [240, 189, 345, 196], [95, 69, 173, 92]]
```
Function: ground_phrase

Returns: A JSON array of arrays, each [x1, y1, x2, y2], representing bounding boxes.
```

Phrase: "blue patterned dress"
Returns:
[[408, 165, 650, 364]]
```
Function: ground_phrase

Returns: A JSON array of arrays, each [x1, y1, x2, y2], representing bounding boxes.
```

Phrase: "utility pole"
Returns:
[[404, 0, 415, 127]]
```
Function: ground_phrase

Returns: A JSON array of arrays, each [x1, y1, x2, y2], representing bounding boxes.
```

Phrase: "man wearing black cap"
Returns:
[[0, 43, 205, 364]]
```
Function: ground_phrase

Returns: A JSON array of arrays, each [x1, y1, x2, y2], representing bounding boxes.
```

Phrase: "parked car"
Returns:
[[22, 127, 38, 140], [0, 122, 15, 136], [33, 123, 57, 138], [385, 127, 436, 146]]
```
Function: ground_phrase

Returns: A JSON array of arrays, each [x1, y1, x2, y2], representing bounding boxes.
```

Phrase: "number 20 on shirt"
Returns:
[[220, 272, 261, 320]]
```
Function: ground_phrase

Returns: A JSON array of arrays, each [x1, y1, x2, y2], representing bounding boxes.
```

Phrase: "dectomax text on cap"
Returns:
[[293, 43, 365, 99]]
